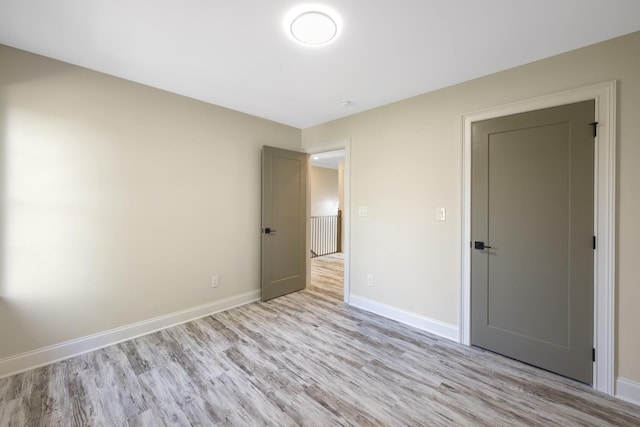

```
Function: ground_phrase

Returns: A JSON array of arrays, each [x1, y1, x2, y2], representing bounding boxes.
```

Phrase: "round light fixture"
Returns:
[[285, 5, 341, 46]]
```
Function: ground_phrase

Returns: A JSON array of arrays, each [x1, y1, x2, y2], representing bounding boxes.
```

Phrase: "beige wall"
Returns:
[[338, 162, 345, 252], [302, 32, 640, 383], [0, 45, 301, 359], [310, 166, 339, 217]]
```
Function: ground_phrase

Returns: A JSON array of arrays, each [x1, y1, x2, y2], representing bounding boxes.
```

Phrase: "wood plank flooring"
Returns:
[[1, 253, 640, 426]]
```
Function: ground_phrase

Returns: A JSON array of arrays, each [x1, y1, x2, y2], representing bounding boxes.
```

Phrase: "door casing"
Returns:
[[461, 81, 616, 395]]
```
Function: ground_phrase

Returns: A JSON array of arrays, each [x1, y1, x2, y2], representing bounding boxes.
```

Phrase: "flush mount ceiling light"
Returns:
[[285, 5, 341, 46]]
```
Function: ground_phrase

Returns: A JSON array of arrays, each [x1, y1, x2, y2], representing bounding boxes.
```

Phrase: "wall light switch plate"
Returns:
[[358, 205, 368, 217], [437, 207, 446, 221]]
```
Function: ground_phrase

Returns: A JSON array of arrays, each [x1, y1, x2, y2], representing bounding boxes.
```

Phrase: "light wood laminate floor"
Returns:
[[1, 253, 639, 426]]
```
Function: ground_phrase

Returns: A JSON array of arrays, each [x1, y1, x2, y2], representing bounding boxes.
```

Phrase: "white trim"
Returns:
[[350, 294, 459, 342], [0, 290, 260, 379], [460, 81, 617, 395], [305, 138, 352, 303], [616, 377, 640, 406]]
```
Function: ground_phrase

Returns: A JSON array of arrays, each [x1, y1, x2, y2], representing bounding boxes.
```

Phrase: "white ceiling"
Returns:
[[1, 1, 639, 129], [311, 149, 345, 170]]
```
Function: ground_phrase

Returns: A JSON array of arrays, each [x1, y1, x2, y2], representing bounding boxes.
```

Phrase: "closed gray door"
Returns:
[[471, 101, 594, 384], [261, 146, 308, 301]]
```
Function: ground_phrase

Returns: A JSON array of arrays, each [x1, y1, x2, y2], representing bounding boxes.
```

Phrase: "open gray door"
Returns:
[[261, 146, 308, 301], [471, 101, 595, 384]]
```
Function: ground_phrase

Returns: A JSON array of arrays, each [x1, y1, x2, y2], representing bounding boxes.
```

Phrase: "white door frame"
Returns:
[[460, 81, 616, 395], [305, 138, 351, 303]]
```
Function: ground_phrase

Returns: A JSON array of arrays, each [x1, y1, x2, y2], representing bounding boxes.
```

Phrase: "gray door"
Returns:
[[261, 146, 308, 301], [471, 101, 594, 384]]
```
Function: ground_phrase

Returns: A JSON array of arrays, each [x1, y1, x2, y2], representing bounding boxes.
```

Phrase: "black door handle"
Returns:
[[474, 241, 492, 250], [263, 227, 277, 234]]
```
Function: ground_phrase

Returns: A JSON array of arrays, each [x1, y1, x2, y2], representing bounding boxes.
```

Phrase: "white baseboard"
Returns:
[[349, 294, 459, 342], [0, 290, 261, 379], [616, 377, 640, 406]]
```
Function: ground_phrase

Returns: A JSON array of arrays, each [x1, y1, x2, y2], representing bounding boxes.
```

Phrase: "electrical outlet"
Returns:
[[367, 274, 374, 286], [211, 276, 220, 288]]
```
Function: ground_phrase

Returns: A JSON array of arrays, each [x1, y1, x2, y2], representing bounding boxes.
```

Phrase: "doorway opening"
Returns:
[[306, 139, 350, 303], [309, 149, 345, 299]]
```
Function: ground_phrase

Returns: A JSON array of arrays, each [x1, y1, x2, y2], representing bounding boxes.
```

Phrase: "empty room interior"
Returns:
[[1, 1, 640, 425]]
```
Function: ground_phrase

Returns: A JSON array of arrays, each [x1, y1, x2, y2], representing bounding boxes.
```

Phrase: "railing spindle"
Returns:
[[310, 214, 339, 258]]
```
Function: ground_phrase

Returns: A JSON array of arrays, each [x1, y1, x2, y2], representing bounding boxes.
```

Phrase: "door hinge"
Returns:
[[590, 122, 598, 138], [593, 236, 596, 250], [593, 348, 596, 362]]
